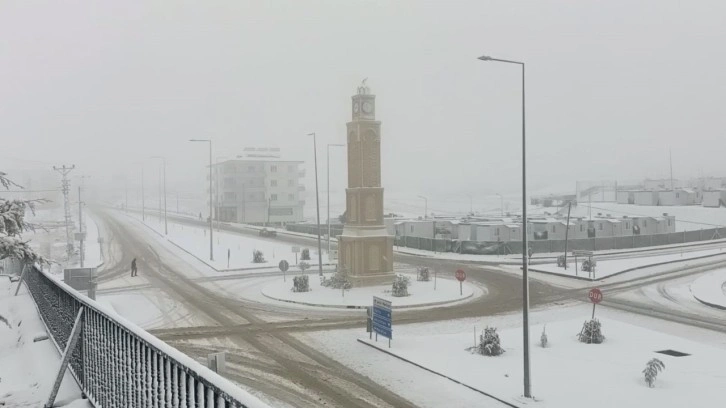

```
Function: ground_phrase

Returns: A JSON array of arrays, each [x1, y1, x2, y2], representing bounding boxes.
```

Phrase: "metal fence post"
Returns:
[[45, 307, 85, 408], [14, 264, 27, 296]]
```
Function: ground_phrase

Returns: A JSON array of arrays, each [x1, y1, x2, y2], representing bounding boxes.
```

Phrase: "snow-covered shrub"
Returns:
[[582, 259, 597, 273], [578, 319, 605, 344], [643, 358, 665, 388], [321, 268, 352, 289], [540, 325, 548, 348], [252, 250, 265, 263], [391, 274, 410, 297], [476, 327, 505, 356], [416, 267, 430, 281], [298, 261, 310, 273], [292, 275, 310, 292], [301, 248, 310, 261], [557, 255, 566, 268]]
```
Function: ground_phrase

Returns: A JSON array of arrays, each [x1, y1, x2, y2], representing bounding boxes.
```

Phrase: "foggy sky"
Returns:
[[2, 0, 726, 206]]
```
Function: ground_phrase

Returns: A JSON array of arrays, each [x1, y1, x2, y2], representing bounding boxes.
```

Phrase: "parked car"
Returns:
[[259, 228, 277, 237]]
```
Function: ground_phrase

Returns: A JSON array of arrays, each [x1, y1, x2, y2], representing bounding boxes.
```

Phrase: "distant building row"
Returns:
[[395, 213, 676, 243]]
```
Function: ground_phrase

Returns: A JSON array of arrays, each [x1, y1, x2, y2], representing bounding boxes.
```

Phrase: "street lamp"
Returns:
[[215, 156, 228, 232], [478, 54, 531, 398], [327, 143, 345, 254], [189, 139, 214, 261], [141, 165, 146, 222], [417, 195, 428, 219], [307, 132, 324, 277], [496, 193, 504, 217], [151, 156, 168, 235]]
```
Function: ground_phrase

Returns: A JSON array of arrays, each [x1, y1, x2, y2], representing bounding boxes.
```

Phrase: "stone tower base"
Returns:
[[338, 233, 395, 287]]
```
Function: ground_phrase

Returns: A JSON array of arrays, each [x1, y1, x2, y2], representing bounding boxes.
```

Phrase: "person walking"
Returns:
[[131, 257, 138, 277]]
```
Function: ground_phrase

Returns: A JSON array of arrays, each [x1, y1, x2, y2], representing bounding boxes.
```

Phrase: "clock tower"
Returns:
[[338, 82, 394, 286]]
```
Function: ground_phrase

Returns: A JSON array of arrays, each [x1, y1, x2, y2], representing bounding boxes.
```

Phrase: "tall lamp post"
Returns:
[[478, 54, 531, 398], [215, 156, 228, 232], [151, 156, 168, 235], [327, 143, 345, 254], [496, 193, 504, 217], [307, 133, 324, 277], [417, 195, 428, 219], [141, 166, 146, 222], [189, 139, 214, 261]]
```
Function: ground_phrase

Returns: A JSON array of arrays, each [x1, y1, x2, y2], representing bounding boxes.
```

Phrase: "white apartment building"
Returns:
[[211, 148, 305, 225]]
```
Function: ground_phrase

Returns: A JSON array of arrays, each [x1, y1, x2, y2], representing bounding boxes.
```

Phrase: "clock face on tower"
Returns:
[[353, 102, 360, 113], [362, 101, 373, 114]]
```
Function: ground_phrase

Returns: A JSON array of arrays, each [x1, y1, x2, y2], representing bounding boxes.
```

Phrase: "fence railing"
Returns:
[[21, 263, 268, 408]]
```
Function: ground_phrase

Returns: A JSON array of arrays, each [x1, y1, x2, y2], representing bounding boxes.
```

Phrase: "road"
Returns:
[[94, 207, 726, 407]]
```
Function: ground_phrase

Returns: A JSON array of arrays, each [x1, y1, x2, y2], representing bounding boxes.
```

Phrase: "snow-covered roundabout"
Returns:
[[260, 271, 484, 309]]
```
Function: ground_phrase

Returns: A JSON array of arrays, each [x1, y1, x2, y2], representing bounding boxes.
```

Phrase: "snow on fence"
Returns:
[[21, 262, 269, 408]]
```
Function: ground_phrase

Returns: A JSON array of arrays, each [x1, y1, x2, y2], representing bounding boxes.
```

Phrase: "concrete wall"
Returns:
[[703, 191, 726, 207]]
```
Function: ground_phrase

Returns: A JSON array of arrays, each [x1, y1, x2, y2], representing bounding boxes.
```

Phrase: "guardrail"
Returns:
[[21, 263, 268, 408]]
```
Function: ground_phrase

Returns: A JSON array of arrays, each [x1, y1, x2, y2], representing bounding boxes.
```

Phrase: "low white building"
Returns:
[[657, 189, 698, 206], [703, 190, 726, 208], [634, 191, 659, 206]]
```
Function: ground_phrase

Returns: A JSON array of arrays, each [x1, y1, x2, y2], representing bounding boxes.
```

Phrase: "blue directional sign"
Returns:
[[372, 296, 392, 340]]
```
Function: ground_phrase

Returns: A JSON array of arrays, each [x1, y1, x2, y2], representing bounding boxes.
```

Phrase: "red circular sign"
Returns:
[[588, 288, 603, 304], [455, 269, 466, 282]]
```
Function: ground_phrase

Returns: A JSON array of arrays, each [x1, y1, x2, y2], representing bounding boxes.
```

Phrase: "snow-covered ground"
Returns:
[[299, 303, 726, 408], [129, 212, 332, 271], [0, 278, 90, 407], [689, 269, 726, 309], [532, 247, 726, 280], [260, 271, 481, 309]]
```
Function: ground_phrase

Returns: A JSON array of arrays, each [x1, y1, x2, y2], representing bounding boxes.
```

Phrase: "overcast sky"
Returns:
[[2, 0, 725, 208]]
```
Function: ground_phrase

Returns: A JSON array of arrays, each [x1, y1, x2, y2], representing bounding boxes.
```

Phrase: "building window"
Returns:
[[643, 220, 647, 227], [495, 228, 499, 236], [223, 192, 236, 201], [288, 193, 294, 201], [271, 180, 277, 187], [552, 225, 556, 233], [270, 194, 278, 201], [625, 222, 630, 229], [599, 223, 603, 231], [288, 179, 295, 187], [580, 224, 583, 232], [271, 165, 277, 173], [668, 219, 671, 226], [676, 193, 680, 198], [410, 225, 414, 233]]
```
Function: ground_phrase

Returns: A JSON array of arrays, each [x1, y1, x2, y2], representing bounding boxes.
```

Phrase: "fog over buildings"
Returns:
[[2, 1, 726, 212]]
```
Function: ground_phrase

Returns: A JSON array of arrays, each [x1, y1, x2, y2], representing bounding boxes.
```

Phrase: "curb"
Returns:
[[690, 274, 726, 310], [356, 339, 519, 408], [530, 251, 726, 282], [260, 286, 475, 310]]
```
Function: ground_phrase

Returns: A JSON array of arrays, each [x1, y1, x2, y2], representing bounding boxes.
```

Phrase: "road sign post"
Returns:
[[279, 260, 289, 282], [372, 296, 393, 347], [588, 288, 603, 319], [455, 269, 466, 295], [292, 246, 300, 264]]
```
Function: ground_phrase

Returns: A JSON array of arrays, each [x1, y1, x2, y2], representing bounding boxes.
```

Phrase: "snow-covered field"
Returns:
[[689, 268, 726, 309], [132, 213, 332, 271], [260, 271, 480, 309], [0, 278, 90, 407], [300, 304, 726, 408], [532, 248, 726, 280]]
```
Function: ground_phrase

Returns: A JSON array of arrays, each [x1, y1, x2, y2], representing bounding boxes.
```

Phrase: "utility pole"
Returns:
[[563, 201, 572, 269], [78, 186, 84, 267], [308, 132, 324, 277], [53, 165, 75, 258], [141, 166, 146, 222], [327, 143, 345, 253], [669, 148, 674, 190]]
